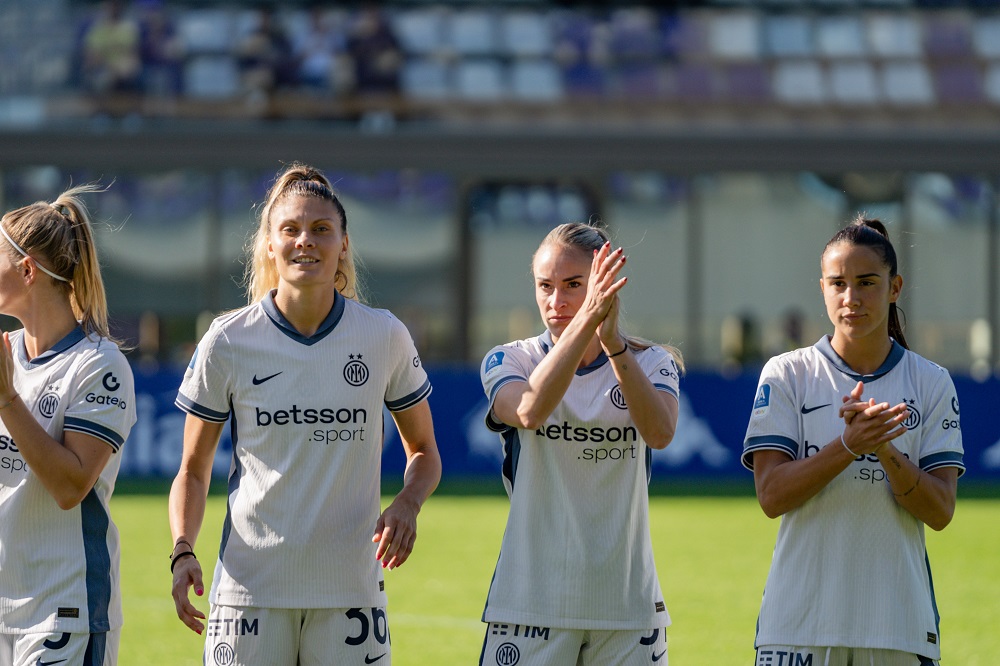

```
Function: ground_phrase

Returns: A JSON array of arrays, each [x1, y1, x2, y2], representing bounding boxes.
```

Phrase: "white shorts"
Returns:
[[480, 622, 667, 666], [0, 629, 120, 666], [204, 605, 391, 666], [756, 645, 938, 666]]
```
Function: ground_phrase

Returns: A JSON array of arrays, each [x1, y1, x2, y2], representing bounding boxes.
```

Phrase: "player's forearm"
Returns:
[[1, 399, 98, 507], [878, 448, 957, 530], [168, 470, 211, 549], [609, 352, 676, 449], [516, 321, 596, 427], [397, 447, 442, 510], [754, 441, 855, 518]]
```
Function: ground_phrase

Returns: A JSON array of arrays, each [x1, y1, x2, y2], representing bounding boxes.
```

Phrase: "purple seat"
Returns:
[[924, 16, 974, 59], [723, 62, 771, 103], [673, 63, 716, 102], [933, 62, 984, 103], [615, 61, 663, 99]]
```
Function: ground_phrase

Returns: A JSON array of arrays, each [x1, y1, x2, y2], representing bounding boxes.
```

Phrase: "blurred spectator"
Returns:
[[294, 8, 352, 94], [236, 7, 297, 105], [81, 0, 142, 105], [346, 7, 403, 95], [137, 0, 184, 98]]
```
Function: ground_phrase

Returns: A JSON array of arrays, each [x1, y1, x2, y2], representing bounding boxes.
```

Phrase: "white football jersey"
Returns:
[[480, 331, 679, 630], [0, 327, 136, 634], [176, 291, 431, 609], [743, 336, 964, 659]]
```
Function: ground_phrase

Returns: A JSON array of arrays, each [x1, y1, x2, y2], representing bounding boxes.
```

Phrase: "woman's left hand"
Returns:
[[372, 496, 420, 570]]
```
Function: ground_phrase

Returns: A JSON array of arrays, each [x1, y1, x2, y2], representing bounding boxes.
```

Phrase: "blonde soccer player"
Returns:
[[479, 222, 682, 666], [168, 163, 440, 666], [0, 185, 136, 666]]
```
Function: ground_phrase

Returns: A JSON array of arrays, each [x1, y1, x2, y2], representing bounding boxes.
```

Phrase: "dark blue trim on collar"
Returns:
[[23, 326, 88, 366], [815, 335, 905, 383], [540, 329, 610, 376], [262, 289, 346, 346]]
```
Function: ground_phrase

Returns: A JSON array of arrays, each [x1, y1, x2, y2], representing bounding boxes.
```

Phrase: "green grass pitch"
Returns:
[[114, 490, 999, 665]]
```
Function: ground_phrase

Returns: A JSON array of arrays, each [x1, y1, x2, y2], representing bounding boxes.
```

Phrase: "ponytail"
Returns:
[[1, 183, 116, 343]]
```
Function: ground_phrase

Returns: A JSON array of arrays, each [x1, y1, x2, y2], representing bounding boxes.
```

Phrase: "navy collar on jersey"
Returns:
[[539, 329, 610, 376], [262, 289, 346, 346], [815, 335, 905, 383], [20, 325, 88, 367]]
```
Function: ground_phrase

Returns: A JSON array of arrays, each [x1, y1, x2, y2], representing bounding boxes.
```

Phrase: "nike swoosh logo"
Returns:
[[652, 649, 666, 662], [800, 403, 831, 414], [37, 660, 67, 666], [364, 655, 386, 664], [252, 371, 283, 385]]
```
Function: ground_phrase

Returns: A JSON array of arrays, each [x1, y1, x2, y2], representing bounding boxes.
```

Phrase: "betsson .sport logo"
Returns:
[[254, 404, 369, 446]]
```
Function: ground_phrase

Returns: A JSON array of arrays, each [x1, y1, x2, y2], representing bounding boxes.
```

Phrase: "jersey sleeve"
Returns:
[[175, 323, 233, 423], [642, 345, 681, 399], [480, 343, 533, 433], [383, 316, 432, 412], [63, 345, 137, 452], [915, 367, 965, 476], [742, 356, 801, 470]]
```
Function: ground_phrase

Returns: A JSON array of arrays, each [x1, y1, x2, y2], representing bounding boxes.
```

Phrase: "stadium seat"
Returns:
[[510, 59, 563, 102], [933, 62, 985, 104], [816, 15, 867, 58], [923, 13, 974, 59], [394, 8, 447, 56], [561, 60, 608, 98], [972, 15, 1000, 59], [829, 61, 880, 105], [178, 8, 236, 54], [881, 61, 935, 105], [609, 7, 663, 61], [401, 59, 451, 101], [615, 61, 665, 99], [722, 62, 771, 103], [708, 12, 760, 61], [866, 14, 923, 58], [764, 15, 813, 58], [983, 62, 1000, 103], [500, 11, 553, 58], [773, 60, 827, 104], [183, 55, 240, 99], [448, 9, 497, 56], [454, 59, 505, 100], [672, 62, 717, 102]]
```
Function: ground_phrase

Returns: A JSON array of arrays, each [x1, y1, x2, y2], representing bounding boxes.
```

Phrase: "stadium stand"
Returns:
[[4, 1, 1000, 129]]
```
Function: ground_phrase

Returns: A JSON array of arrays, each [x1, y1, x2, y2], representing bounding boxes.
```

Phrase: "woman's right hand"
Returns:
[[583, 242, 628, 331], [840, 382, 909, 456], [171, 554, 207, 634]]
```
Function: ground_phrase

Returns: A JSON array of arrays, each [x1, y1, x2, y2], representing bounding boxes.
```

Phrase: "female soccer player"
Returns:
[[479, 222, 682, 666], [168, 163, 441, 665], [743, 218, 964, 666], [0, 185, 136, 666]]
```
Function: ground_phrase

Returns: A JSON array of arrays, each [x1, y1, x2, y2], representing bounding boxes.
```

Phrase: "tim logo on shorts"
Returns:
[[756, 649, 812, 666]]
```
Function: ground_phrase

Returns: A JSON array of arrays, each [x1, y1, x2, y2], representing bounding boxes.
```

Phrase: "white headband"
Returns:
[[0, 225, 69, 282]]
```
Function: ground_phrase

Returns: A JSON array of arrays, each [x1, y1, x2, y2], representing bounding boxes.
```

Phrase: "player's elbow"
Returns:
[[755, 486, 788, 520], [54, 489, 89, 511], [645, 424, 675, 450], [926, 504, 956, 532]]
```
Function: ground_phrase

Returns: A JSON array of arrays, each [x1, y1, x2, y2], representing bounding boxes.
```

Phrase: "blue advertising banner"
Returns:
[[121, 367, 999, 481]]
